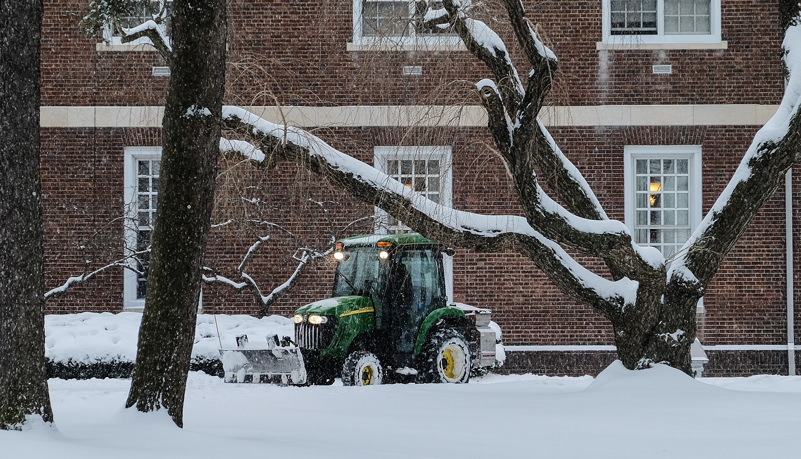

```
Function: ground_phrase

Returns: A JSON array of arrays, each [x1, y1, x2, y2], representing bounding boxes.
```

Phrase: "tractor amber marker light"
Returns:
[[339, 307, 375, 318]]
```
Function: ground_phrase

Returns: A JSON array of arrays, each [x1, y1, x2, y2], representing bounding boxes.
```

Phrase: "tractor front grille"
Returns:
[[295, 318, 337, 350]]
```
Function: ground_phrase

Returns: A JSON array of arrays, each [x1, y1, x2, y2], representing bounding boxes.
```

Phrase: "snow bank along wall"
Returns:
[[39, 0, 799, 376]]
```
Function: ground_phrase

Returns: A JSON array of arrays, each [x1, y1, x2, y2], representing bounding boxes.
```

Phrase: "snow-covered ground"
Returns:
[[3, 312, 799, 457], [3, 365, 801, 458]]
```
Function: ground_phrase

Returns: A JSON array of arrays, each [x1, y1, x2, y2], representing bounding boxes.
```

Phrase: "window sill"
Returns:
[[346, 42, 467, 52], [96, 42, 159, 52], [596, 41, 728, 51]]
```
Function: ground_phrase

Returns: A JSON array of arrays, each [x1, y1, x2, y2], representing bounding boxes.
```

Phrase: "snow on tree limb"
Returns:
[[220, 107, 637, 314], [670, 18, 801, 289], [45, 255, 145, 299], [442, 0, 524, 118]]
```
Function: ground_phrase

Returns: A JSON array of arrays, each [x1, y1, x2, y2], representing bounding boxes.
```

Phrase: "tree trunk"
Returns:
[[0, 0, 53, 429], [125, 0, 226, 428]]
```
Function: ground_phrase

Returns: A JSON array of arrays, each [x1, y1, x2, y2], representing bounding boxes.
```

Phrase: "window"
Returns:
[[123, 147, 161, 309], [374, 146, 453, 301], [374, 146, 452, 234], [353, 0, 462, 47], [624, 146, 702, 259], [602, 0, 721, 45], [103, 0, 172, 46]]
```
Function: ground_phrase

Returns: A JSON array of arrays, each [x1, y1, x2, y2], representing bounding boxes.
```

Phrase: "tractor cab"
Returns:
[[332, 234, 450, 357]]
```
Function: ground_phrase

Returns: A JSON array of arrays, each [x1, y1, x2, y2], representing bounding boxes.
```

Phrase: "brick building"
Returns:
[[40, 0, 799, 376]]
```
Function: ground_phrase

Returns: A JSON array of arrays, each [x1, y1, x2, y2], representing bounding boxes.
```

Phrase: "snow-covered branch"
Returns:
[[45, 253, 146, 300], [670, 17, 801, 290], [118, 19, 173, 65], [220, 107, 637, 315], [202, 230, 332, 317], [442, 0, 524, 119]]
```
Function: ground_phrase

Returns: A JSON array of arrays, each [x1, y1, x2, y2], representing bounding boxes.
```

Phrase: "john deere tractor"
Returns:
[[220, 233, 497, 386]]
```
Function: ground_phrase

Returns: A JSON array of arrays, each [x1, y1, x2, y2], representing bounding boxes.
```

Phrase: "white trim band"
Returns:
[[41, 104, 780, 129]]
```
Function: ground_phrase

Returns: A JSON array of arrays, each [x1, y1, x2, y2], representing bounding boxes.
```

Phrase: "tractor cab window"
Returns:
[[388, 247, 445, 353], [394, 248, 444, 310], [333, 247, 382, 297]]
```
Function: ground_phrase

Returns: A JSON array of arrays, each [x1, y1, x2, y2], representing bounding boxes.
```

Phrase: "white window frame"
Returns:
[[602, 0, 721, 45], [123, 147, 161, 310], [623, 145, 703, 260], [101, 0, 172, 48], [352, 0, 463, 48], [374, 145, 454, 301]]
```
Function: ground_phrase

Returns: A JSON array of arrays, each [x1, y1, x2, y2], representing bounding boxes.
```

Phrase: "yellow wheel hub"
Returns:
[[361, 365, 375, 385], [442, 347, 457, 380]]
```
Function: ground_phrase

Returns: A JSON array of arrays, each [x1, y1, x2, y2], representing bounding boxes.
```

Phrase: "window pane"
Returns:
[[401, 160, 412, 174], [138, 161, 150, 176], [665, 16, 679, 33], [428, 176, 440, 192], [636, 159, 647, 174], [677, 210, 689, 225], [663, 193, 675, 209], [427, 160, 440, 174], [664, 210, 675, 225], [636, 193, 648, 208], [694, 14, 711, 33], [650, 210, 661, 225], [677, 159, 689, 174], [414, 176, 426, 191], [664, 176, 675, 192], [386, 160, 398, 175], [636, 211, 648, 225], [677, 176, 689, 191], [649, 159, 661, 174], [677, 192, 689, 208], [636, 176, 648, 191]]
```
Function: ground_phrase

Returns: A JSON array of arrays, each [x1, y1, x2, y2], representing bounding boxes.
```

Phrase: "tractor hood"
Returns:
[[295, 296, 374, 318]]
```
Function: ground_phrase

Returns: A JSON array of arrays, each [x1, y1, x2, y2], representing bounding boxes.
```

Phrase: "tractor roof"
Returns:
[[338, 233, 437, 248]]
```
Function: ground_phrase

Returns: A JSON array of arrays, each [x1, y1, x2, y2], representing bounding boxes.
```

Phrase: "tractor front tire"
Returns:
[[342, 350, 384, 386], [420, 329, 471, 384]]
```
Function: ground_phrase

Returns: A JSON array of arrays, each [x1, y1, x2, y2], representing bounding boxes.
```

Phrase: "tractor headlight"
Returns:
[[308, 315, 328, 325], [293, 314, 304, 324], [333, 251, 345, 261], [379, 250, 390, 260]]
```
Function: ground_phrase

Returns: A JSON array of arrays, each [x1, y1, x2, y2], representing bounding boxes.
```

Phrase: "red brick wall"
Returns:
[[38, 0, 797, 374], [41, 123, 798, 352], [42, 1, 786, 107]]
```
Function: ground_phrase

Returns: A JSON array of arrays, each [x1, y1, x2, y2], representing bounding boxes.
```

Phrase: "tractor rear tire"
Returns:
[[342, 350, 384, 386], [420, 329, 471, 384]]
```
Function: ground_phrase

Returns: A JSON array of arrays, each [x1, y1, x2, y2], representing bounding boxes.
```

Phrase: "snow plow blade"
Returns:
[[220, 335, 307, 385]]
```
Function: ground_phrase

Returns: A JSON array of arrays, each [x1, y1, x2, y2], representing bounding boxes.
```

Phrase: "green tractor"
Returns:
[[220, 233, 498, 386]]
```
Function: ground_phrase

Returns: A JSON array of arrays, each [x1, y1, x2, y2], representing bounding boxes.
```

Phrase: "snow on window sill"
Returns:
[[596, 41, 728, 51], [96, 42, 159, 52], [346, 42, 466, 52]]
